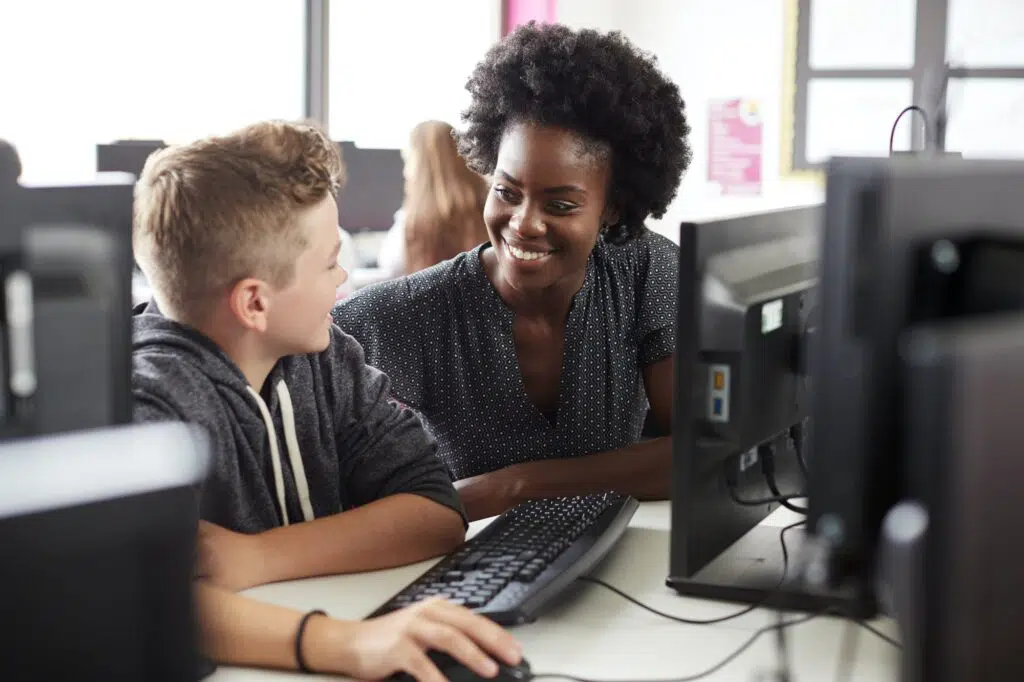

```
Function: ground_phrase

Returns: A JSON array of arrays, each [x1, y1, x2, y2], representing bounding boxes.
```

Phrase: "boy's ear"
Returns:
[[228, 278, 271, 333]]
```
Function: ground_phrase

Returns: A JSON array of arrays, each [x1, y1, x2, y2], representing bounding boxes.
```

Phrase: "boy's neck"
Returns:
[[159, 297, 281, 392], [208, 328, 280, 393]]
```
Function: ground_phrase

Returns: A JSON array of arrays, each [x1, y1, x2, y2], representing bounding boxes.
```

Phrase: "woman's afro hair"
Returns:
[[457, 22, 692, 243]]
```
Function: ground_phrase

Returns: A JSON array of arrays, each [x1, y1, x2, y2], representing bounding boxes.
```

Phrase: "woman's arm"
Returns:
[[457, 356, 674, 521]]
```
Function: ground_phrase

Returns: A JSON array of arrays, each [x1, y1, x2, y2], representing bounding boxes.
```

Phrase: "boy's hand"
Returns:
[[196, 520, 270, 591], [309, 597, 522, 682]]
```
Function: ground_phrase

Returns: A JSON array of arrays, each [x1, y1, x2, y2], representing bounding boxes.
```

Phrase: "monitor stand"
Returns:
[[666, 523, 872, 618]]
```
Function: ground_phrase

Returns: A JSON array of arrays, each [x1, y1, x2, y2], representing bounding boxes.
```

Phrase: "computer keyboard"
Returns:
[[369, 492, 639, 625]]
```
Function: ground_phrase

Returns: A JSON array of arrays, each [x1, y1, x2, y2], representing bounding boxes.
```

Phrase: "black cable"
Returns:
[[557, 521, 899, 682], [531, 611, 826, 682], [889, 105, 930, 155], [853, 619, 901, 648], [774, 604, 793, 682], [578, 521, 805, 626], [790, 421, 809, 479], [727, 482, 804, 508], [761, 444, 808, 515]]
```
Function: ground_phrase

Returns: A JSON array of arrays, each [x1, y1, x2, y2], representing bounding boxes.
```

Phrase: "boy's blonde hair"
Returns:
[[133, 120, 345, 321]]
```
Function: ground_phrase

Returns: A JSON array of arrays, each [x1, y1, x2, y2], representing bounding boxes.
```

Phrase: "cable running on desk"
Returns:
[[532, 606, 900, 682], [578, 521, 806, 626], [531, 611, 826, 682]]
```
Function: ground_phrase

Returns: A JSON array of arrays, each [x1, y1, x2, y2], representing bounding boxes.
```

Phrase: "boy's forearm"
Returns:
[[195, 582, 306, 670], [196, 582, 354, 674], [258, 494, 465, 584]]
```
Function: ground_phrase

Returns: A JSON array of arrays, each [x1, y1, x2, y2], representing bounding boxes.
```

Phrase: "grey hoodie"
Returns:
[[132, 302, 465, 533]]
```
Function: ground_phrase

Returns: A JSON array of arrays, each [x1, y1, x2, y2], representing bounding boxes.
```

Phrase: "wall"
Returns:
[[559, 0, 822, 238], [557, 0, 621, 33]]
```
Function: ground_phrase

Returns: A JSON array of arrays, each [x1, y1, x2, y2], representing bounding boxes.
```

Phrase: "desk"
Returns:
[[211, 503, 900, 681]]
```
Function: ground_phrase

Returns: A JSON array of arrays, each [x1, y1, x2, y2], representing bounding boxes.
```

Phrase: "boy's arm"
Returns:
[[200, 494, 463, 589], [195, 582, 522, 681], [201, 330, 465, 589]]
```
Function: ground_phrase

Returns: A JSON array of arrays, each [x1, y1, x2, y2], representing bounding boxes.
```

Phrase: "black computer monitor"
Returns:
[[0, 421, 209, 682], [807, 156, 1024, 619], [902, 315, 1024, 682], [0, 177, 134, 436], [667, 206, 832, 610], [96, 140, 166, 178], [335, 141, 404, 233]]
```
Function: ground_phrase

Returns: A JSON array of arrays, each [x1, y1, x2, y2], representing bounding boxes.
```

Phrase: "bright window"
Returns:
[[328, 0, 500, 149], [0, 1, 304, 183]]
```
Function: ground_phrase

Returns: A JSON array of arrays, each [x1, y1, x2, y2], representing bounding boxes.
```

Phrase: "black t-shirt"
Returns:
[[333, 230, 678, 480]]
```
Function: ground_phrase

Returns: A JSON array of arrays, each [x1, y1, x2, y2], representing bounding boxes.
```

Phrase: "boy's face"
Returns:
[[264, 195, 347, 355]]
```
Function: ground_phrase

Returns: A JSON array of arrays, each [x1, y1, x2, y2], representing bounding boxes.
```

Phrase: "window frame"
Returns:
[[785, 0, 1024, 173]]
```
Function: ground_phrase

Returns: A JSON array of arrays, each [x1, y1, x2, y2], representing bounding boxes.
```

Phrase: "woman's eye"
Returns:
[[494, 186, 518, 202], [548, 201, 577, 213]]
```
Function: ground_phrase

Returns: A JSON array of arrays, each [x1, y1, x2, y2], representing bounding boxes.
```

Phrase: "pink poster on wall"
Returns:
[[504, 0, 557, 35], [707, 98, 763, 196]]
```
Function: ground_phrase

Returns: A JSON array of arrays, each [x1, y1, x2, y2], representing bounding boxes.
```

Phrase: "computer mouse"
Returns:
[[390, 650, 533, 682]]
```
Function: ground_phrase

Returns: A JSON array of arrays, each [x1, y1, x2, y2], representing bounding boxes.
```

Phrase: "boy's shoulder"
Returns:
[[132, 343, 223, 423]]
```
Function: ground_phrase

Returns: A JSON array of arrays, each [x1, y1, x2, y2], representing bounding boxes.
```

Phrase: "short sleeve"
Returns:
[[636, 232, 679, 367], [323, 329, 465, 524], [331, 278, 428, 411]]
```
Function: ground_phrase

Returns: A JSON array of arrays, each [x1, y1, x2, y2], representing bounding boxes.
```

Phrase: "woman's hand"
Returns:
[[455, 465, 528, 521]]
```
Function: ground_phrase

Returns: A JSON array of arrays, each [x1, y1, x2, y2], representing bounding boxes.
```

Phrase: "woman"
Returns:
[[336, 23, 692, 521], [378, 120, 489, 276]]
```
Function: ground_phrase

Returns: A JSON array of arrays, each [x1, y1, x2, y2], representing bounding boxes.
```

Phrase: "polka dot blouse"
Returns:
[[332, 230, 679, 480]]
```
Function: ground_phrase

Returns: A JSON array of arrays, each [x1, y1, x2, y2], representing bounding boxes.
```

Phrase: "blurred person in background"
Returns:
[[0, 138, 23, 186], [378, 121, 488, 276]]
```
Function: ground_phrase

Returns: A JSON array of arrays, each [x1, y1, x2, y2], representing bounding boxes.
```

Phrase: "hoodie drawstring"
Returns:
[[275, 381, 315, 523], [246, 382, 315, 526]]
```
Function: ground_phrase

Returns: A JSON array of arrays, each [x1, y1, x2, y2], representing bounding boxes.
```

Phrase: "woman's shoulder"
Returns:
[[594, 228, 679, 277], [334, 247, 483, 323]]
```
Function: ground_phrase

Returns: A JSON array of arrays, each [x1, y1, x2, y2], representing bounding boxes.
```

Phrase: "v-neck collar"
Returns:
[[467, 242, 600, 431]]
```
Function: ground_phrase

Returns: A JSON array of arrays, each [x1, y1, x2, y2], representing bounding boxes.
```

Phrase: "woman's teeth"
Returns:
[[507, 242, 551, 261]]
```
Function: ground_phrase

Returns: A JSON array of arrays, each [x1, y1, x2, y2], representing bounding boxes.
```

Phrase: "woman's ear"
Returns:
[[601, 206, 621, 229]]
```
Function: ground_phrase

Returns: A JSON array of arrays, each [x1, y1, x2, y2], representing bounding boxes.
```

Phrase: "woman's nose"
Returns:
[[510, 204, 546, 238]]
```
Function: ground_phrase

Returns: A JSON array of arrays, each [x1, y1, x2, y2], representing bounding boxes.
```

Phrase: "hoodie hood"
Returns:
[[133, 301, 316, 528]]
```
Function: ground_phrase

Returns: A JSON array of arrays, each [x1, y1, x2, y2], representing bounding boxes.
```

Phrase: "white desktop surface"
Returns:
[[210, 503, 900, 681]]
